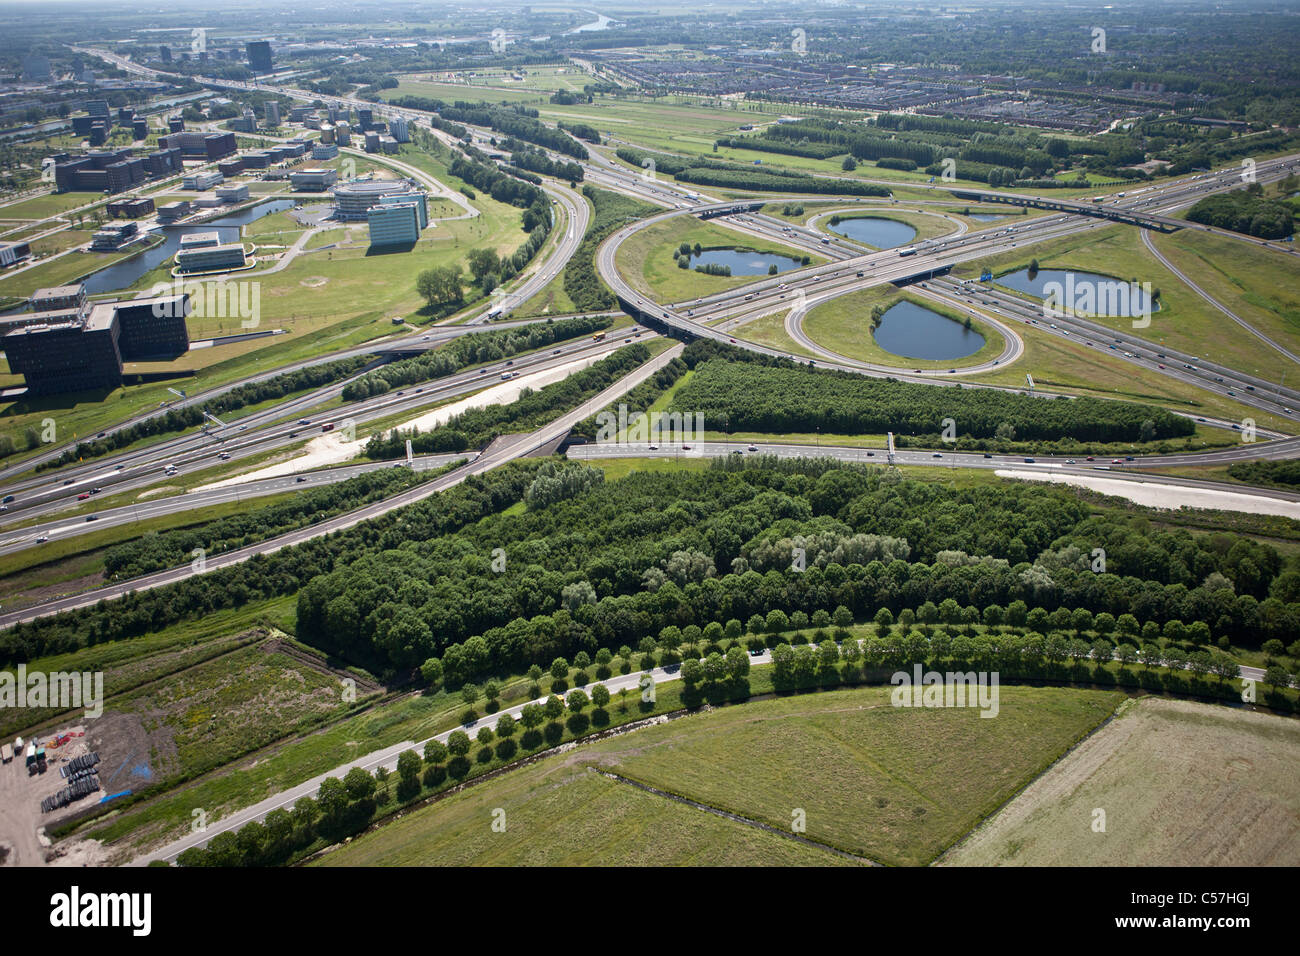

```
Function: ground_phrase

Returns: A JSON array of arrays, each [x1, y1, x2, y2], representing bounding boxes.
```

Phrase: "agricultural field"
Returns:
[[943, 697, 1300, 866], [316, 684, 1123, 866]]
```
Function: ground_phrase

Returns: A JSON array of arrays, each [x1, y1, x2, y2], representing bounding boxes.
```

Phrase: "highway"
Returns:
[[0, 343, 682, 629], [0, 331, 648, 531], [0, 49, 1289, 624]]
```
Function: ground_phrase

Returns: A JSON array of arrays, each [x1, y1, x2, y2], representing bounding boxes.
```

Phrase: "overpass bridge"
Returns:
[[948, 189, 1184, 232]]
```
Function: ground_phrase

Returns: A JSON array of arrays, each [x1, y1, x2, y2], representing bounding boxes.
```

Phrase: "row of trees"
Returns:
[[102, 466, 441, 579], [342, 316, 612, 402], [360, 345, 650, 459], [177, 676, 640, 867]]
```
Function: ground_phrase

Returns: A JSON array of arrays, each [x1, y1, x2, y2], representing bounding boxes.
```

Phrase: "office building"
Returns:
[[168, 115, 185, 133], [389, 117, 409, 142], [357, 108, 373, 131], [157, 201, 192, 223], [332, 178, 424, 220], [289, 106, 312, 123], [159, 46, 172, 64], [143, 147, 183, 177], [158, 131, 236, 160], [3, 290, 191, 395], [107, 197, 155, 218], [132, 118, 149, 140], [91, 222, 138, 251], [217, 158, 245, 177], [182, 170, 224, 190], [311, 142, 339, 160], [289, 167, 338, 191], [335, 123, 351, 147], [31, 286, 87, 313], [215, 183, 250, 203], [231, 109, 258, 133], [366, 195, 428, 246], [113, 296, 191, 358], [364, 131, 380, 153], [0, 240, 32, 267], [246, 41, 273, 73], [378, 135, 399, 154], [264, 101, 281, 126], [21, 55, 51, 82], [175, 241, 247, 273]]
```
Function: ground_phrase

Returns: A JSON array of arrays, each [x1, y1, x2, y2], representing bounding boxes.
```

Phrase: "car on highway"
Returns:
[[298, 419, 310, 425], [77, 493, 90, 500], [1111, 458, 1122, 464], [553, 349, 562, 354], [933, 453, 943, 458], [85, 515, 97, 522], [748, 445, 757, 452], [1065, 459, 1076, 464], [218, 452, 231, 460], [1, 495, 13, 504], [983, 453, 993, 459], [63, 479, 74, 486], [35, 535, 48, 543], [1024, 457, 1036, 463], [296, 476, 307, 483], [648, 444, 659, 450]]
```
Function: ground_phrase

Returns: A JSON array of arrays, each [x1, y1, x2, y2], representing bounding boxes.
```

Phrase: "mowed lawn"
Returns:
[[943, 696, 1300, 866], [316, 684, 1121, 866], [615, 217, 822, 303]]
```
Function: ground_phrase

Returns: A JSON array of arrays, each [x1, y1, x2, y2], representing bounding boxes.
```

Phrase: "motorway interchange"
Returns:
[[1, 54, 1298, 629]]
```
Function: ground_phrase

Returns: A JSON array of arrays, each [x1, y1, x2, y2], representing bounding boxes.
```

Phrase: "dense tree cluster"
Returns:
[[448, 155, 549, 210], [294, 458, 1299, 680], [562, 186, 659, 312], [0, 464, 545, 667], [1227, 459, 1300, 489], [671, 345, 1192, 443], [571, 355, 690, 442], [1185, 186, 1294, 239], [505, 144, 584, 183]]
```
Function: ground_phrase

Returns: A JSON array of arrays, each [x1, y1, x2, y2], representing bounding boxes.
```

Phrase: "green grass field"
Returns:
[[803, 286, 1007, 369], [952, 223, 1298, 385], [615, 216, 823, 302], [316, 684, 1123, 866]]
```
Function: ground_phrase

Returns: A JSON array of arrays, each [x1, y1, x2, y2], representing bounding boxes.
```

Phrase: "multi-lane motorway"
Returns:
[[1, 49, 1295, 632]]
